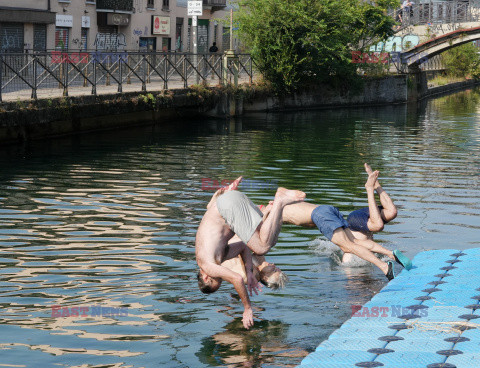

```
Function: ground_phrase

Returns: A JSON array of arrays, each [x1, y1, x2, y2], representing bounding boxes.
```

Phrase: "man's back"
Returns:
[[196, 204, 234, 266]]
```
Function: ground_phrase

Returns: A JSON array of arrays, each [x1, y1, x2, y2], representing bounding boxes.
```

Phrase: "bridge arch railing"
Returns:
[[396, 0, 480, 28]]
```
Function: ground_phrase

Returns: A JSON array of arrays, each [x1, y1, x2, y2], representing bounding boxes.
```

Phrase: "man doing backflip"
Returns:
[[195, 177, 305, 329], [275, 163, 411, 279]]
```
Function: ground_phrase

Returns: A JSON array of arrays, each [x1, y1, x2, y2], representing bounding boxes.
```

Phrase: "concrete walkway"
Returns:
[[0, 75, 253, 103]]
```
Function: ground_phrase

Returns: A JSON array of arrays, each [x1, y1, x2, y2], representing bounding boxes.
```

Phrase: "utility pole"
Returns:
[[230, 8, 233, 51], [223, 8, 238, 86], [193, 15, 198, 84], [188, 1, 202, 84]]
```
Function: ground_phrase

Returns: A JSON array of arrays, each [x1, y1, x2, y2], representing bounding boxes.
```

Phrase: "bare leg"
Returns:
[[223, 176, 243, 191], [365, 163, 397, 222], [247, 188, 305, 255], [207, 176, 243, 209], [331, 228, 389, 275], [345, 228, 394, 260], [365, 169, 384, 232]]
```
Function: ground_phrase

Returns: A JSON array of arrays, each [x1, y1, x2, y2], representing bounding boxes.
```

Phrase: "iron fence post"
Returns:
[[164, 55, 168, 90], [32, 55, 37, 100], [92, 55, 97, 96], [184, 56, 188, 88], [142, 54, 147, 92], [249, 57, 253, 84], [118, 55, 123, 93], [0, 53, 3, 103], [63, 59, 68, 96], [220, 55, 224, 86]]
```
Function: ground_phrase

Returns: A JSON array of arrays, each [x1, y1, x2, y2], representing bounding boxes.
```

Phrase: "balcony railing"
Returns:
[[203, 0, 227, 9], [96, 0, 134, 12]]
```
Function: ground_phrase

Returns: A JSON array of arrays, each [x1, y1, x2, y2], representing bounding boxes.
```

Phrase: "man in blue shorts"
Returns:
[[266, 164, 411, 280], [343, 163, 410, 272]]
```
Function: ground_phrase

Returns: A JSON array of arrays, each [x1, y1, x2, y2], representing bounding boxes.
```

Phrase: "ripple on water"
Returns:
[[0, 91, 480, 367]]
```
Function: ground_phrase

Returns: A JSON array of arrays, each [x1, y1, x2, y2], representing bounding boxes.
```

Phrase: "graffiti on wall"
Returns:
[[94, 33, 127, 51], [133, 27, 149, 37], [1, 28, 23, 51], [370, 34, 420, 52], [427, 22, 462, 36]]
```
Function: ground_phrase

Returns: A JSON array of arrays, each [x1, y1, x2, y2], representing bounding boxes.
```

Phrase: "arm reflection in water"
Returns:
[[196, 319, 308, 367]]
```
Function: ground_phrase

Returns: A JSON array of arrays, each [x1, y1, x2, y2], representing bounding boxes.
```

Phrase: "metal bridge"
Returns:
[[373, 0, 480, 72]]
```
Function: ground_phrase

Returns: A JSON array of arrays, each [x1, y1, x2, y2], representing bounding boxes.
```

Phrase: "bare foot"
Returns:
[[364, 163, 380, 189], [365, 170, 379, 190], [222, 176, 243, 191], [275, 187, 306, 205]]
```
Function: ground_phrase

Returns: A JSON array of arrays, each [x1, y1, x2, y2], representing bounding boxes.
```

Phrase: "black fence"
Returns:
[[0, 51, 255, 101]]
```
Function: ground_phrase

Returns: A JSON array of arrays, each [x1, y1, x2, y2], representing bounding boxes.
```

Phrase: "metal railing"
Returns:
[[395, 0, 480, 28], [0, 51, 255, 102], [203, 0, 227, 7]]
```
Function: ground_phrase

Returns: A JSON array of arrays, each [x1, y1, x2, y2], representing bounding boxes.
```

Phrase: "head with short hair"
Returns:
[[258, 263, 289, 290], [197, 269, 222, 294]]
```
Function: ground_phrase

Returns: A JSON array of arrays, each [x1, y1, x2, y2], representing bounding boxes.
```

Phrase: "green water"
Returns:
[[0, 89, 479, 367]]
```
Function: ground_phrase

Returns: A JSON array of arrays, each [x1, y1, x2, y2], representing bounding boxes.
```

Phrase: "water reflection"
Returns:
[[0, 88, 479, 367], [198, 320, 308, 368]]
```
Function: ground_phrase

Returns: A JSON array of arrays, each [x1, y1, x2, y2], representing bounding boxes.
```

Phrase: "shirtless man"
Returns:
[[343, 163, 409, 268], [195, 178, 305, 329], [264, 165, 411, 280]]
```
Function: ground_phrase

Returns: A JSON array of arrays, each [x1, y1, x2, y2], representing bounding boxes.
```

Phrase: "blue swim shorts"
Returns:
[[311, 205, 349, 241], [347, 206, 384, 233]]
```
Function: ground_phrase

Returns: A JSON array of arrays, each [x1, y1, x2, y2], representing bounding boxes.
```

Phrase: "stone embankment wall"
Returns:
[[0, 74, 477, 144]]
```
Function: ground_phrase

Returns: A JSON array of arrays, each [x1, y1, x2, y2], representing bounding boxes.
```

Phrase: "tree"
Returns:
[[235, 0, 399, 95], [442, 42, 480, 78]]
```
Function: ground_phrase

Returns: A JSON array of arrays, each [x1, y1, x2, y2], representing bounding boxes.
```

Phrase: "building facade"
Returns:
[[0, 0, 233, 53]]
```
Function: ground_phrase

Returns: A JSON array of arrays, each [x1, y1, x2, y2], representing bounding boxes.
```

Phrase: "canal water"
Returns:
[[0, 89, 479, 368]]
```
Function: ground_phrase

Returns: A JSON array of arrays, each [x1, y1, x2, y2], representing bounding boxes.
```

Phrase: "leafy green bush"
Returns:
[[442, 42, 480, 78], [236, 0, 398, 95]]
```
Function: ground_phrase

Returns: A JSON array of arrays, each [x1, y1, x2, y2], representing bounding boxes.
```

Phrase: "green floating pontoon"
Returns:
[[298, 248, 480, 368]]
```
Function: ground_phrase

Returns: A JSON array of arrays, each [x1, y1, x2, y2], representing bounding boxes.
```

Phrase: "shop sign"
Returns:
[[56, 15, 73, 27], [152, 16, 170, 35]]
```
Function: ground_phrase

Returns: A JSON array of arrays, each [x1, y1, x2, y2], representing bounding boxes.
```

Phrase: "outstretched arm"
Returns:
[[201, 261, 255, 329], [240, 244, 262, 296]]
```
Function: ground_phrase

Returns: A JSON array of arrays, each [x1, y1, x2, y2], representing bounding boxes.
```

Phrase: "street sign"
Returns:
[[188, 1, 203, 16]]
